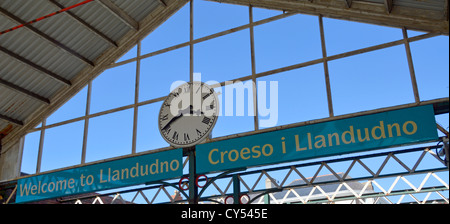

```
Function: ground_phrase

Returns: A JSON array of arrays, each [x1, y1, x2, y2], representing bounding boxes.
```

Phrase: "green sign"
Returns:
[[196, 105, 438, 174], [16, 149, 183, 203]]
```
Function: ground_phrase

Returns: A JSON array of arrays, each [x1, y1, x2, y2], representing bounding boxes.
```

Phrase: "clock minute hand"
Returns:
[[162, 113, 183, 130]]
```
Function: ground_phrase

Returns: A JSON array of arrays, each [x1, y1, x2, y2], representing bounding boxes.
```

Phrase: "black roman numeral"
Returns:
[[202, 117, 211, 124], [173, 131, 179, 140], [184, 133, 190, 141]]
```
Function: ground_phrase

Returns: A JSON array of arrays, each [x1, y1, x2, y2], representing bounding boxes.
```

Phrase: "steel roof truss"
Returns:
[[48, 0, 118, 48], [384, 0, 393, 14], [0, 46, 71, 86], [96, 0, 139, 31], [0, 78, 50, 104], [0, 114, 23, 126]]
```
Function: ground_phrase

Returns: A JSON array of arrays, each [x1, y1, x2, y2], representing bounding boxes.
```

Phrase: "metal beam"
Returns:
[[0, 46, 72, 86], [97, 0, 139, 31], [48, 0, 118, 48], [0, 78, 50, 104], [205, 0, 448, 35], [384, 0, 393, 14], [157, 0, 168, 7], [0, 114, 23, 126], [0, 7, 95, 67], [344, 0, 352, 8], [445, 0, 449, 21]]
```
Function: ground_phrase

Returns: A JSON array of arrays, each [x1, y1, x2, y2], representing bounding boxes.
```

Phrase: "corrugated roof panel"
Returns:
[[0, 13, 16, 31], [0, 0, 190, 147], [59, 0, 132, 42], [0, 25, 85, 81], [0, 86, 43, 122], [33, 11, 110, 62], [1, 0, 112, 65], [0, 0, 48, 22], [0, 53, 63, 99]]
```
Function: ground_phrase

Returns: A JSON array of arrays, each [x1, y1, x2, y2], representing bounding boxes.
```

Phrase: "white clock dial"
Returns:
[[158, 82, 219, 148]]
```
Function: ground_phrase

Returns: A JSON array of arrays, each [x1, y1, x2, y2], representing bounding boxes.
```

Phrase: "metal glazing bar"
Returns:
[[81, 81, 92, 164], [36, 118, 46, 173], [190, 0, 194, 83], [402, 27, 421, 103], [249, 5, 259, 131], [108, 12, 294, 69], [132, 41, 141, 154], [26, 22, 442, 144], [318, 14, 334, 117]]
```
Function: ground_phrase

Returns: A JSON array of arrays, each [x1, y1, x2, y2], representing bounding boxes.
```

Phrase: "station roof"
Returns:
[[0, 0, 189, 148], [0, 0, 448, 149]]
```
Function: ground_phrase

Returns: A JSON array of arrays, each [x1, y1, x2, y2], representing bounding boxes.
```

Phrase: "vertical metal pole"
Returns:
[[81, 81, 92, 164], [188, 2, 197, 203], [132, 41, 141, 154], [402, 27, 420, 103], [249, 5, 259, 131], [233, 175, 241, 204], [36, 118, 46, 173], [444, 139, 449, 168], [187, 147, 198, 204], [190, 0, 194, 83], [318, 15, 334, 117]]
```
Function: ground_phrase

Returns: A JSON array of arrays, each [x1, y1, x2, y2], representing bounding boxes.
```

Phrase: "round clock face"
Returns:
[[158, 82, 219, 148]]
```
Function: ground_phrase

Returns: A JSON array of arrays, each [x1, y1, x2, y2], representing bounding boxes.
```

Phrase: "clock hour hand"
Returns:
[[190, 108, 204, 116]]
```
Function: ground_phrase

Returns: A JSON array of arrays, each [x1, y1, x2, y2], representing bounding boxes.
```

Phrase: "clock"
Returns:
[[158, 82, 219, 148]]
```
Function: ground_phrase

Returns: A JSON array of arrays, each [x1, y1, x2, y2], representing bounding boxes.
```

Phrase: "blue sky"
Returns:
[[19, 0, 448, 203]]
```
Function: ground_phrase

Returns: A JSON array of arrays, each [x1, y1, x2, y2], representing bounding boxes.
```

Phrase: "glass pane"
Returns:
[[254, 14, 322, 73], [46, 86, 87, 125], [136, 102, 170, 153], [194, 29, 251, 83], [139, 47, 189, 102], [213, 81, 255, 138], [141, 3, 189, 54], [436, 114, 449, 138], [90, 62, 136, 114], [329, 45, 414, 115], [410, 36, 449, 101], [323, 17, 403, 56], [20, 131, 41, 175], [194, 0, 249, 38], [86, 109, 134, 163], [252, 7, 282, 22], [257, 63, 328, 128], [41, 121, 84, 172]]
